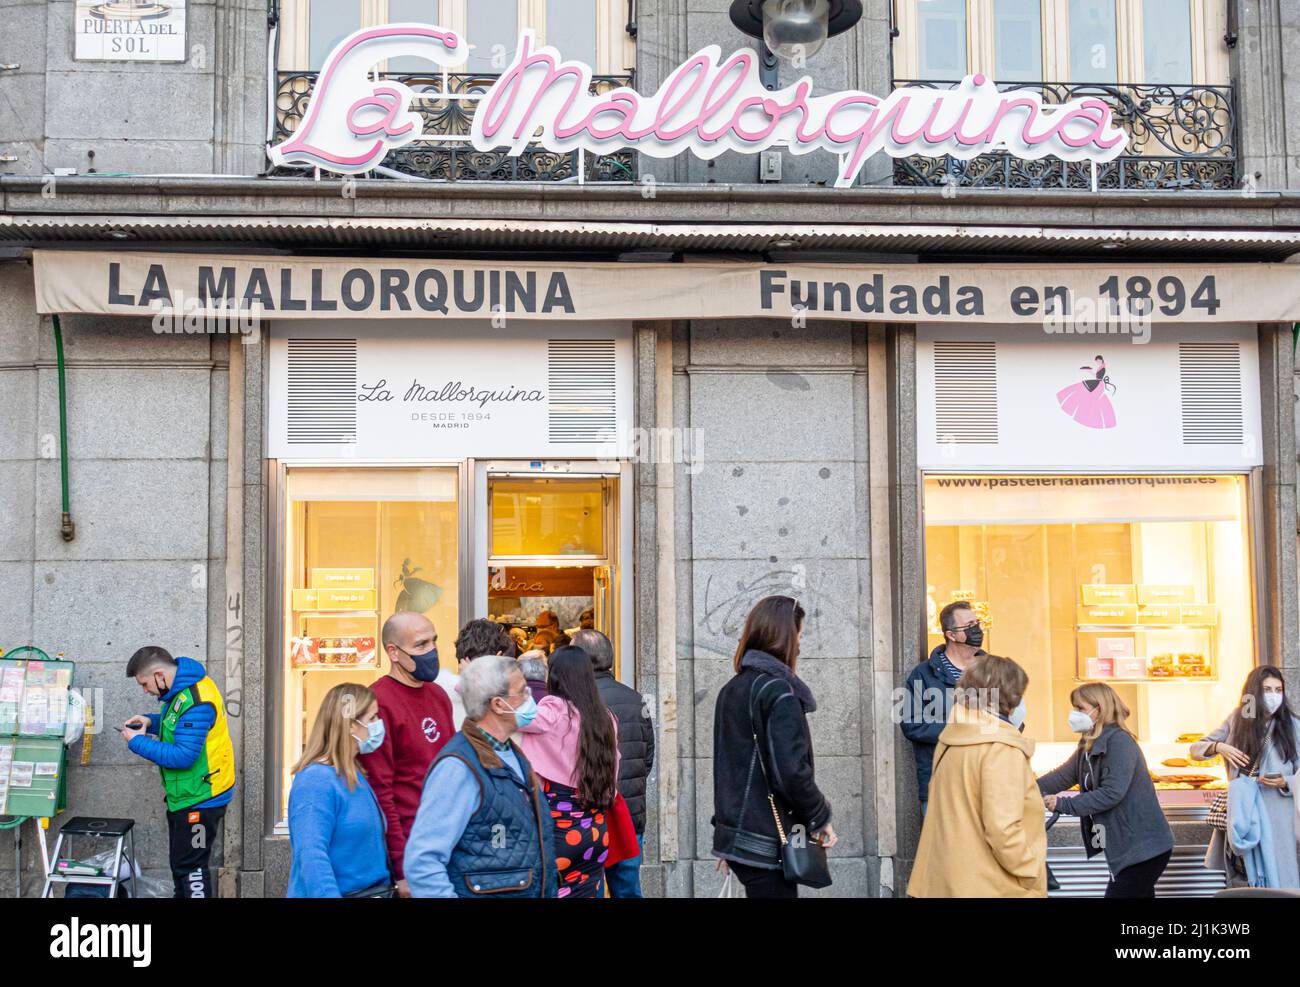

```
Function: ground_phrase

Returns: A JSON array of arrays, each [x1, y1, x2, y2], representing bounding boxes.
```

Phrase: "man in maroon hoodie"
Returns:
[[360, 611, 454, 898]]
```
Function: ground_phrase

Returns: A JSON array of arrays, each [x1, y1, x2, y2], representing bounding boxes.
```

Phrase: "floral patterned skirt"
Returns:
[[542, 778, 610, 898]]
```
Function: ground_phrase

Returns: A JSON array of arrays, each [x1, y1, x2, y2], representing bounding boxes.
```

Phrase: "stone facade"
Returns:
[[1, 0, 1299, 898]]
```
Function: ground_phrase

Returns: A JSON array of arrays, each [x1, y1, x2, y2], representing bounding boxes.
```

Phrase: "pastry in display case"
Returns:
[[290, 569, 380, 669], [1074, 583, 1216, 682], [1142, 729, 1228, 803]]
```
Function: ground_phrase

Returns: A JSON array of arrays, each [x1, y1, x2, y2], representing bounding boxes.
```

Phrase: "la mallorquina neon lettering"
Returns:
[[267, 25, 1129, 187]]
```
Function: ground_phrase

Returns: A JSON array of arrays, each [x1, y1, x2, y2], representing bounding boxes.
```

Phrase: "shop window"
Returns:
[[280, 467, 459, 818], [490, 477, 606, 557], [923, 474, 1254, 806]]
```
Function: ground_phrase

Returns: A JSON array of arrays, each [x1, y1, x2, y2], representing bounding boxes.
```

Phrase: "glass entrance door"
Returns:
[[475, 466, 626, 675]]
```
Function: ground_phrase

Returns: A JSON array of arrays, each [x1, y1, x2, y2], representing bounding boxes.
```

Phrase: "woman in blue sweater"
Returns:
[[288, 683, 392, 897]]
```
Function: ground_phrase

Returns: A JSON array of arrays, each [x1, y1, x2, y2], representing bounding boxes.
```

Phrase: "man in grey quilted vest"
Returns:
[[404, 655, 558, 897]]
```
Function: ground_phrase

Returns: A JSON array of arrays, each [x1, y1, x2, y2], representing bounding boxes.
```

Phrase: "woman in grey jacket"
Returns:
[[1037, 682, 1174, 897], [1192, 665, 1300, 888]]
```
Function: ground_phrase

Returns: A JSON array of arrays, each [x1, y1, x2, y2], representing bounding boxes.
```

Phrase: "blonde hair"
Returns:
[[955, 654, 1028, 717], [292, 683, 377, 790], [1070, 681, 1136, 752]]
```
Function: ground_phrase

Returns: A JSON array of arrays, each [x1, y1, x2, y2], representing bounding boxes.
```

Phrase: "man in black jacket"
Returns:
[[571, 628, 654, 897], [900, 600, 986, 815]]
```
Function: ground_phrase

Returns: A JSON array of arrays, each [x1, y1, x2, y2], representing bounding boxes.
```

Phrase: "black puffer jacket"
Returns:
[[711, 651, 831, 869], [595, 670, 655, 834]]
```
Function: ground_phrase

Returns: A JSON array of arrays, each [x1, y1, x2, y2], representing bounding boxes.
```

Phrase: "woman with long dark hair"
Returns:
[[517, 645, 620, 897], [1192, 666, 1300, 887], [711, 595, 835, 898]]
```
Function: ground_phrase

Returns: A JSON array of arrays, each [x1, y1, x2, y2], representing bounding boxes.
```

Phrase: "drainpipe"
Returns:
[[51, 315, 75, 541]]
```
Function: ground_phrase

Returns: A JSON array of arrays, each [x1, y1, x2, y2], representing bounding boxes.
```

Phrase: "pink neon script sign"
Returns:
[[270, 25, 1129, 184]]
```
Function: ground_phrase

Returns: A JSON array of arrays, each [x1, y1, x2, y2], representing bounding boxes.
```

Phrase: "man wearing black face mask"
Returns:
[[900, 601, 987, 816], [359, 611, 454, 898]]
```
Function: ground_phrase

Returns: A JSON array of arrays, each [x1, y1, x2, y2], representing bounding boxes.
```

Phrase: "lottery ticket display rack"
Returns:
[[0, 647, 74, 896]]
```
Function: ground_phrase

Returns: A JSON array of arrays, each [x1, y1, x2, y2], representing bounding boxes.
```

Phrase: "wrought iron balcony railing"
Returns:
[[272, 70, 638, 183], [889, 80, 1237, 191]]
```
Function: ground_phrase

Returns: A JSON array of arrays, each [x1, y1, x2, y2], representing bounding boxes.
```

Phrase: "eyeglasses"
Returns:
[[953, 620, 981, 632]]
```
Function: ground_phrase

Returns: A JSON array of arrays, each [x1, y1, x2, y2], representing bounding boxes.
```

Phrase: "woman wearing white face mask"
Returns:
[[1038, 682, 1173, 897], [288, 683, 394, 897], [1192, 666, 1300, 888]]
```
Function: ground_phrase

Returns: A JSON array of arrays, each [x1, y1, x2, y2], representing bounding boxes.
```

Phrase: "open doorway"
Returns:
[[474, 466, 629, 677]]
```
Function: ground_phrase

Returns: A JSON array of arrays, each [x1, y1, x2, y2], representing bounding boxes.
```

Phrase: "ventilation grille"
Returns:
[[547, 339, 617, 444], [933, 340, 998, 444], [1179, 342, 1243, 445], [286, 338, 357, 445], [1047, 846, 1224, 898]]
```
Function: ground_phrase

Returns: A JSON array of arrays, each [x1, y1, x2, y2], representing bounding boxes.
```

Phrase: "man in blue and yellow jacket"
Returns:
[[122, 646, 235, 898]]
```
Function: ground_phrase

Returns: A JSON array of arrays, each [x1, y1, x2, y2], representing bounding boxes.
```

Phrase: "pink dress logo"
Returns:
[[1056, 355, 1117, 429]]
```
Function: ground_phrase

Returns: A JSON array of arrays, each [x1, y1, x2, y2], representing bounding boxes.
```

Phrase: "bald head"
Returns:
[[382, 611, 437, 661]]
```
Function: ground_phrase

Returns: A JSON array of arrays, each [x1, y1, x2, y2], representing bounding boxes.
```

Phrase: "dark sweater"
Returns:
[[1037, 724, 1174, 876], [595, 670, 655, 834]]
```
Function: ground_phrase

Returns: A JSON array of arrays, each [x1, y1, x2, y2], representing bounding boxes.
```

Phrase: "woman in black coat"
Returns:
[[711, 595, 835, 897]]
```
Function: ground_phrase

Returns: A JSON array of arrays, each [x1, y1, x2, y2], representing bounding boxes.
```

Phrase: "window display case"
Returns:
[[923, 474, 1255, 811], [280, 467, 459, 817]]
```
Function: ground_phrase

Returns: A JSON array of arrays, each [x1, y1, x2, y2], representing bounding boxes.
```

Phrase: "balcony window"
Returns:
[[891, 0, 1235, 191], [466, 0, 520, 74], [547, 0, 599, 69], [388, 0, 442, 72], [274, 1, 635, 183], [917, 0, 967, 78], [1143, 0, 1194, 85], [993, 0, 1043, 83], [1068, 0, 1118, 83], [306, 4, 360, 71]]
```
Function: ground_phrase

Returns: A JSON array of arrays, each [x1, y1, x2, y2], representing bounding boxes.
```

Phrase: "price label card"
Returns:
[[1077, 604, 1138, 625]]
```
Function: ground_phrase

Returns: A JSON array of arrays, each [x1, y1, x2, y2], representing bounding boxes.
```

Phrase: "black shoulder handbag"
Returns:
[[749, 677, 833, 890]]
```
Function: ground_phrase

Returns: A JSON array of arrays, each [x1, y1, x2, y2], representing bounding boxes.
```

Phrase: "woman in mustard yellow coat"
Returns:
[[909, 654, 1047, 898]]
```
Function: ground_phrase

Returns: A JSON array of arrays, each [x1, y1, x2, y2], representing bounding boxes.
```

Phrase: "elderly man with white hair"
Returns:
[[404, 655, 558, 898]]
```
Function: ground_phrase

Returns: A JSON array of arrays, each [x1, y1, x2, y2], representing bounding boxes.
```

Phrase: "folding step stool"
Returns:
[[41, 816, 136, 898]]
